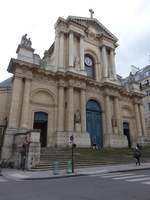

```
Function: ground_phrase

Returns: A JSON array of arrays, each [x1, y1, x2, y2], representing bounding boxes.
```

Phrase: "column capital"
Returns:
[[68, 79, 75, 87], [58, 79, 65, 87]]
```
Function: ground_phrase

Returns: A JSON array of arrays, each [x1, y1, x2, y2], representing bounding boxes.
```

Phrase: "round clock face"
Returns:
[[85, 56, 93, 66]]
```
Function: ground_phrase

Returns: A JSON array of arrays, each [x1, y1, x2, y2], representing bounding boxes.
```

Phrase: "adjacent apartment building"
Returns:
[[132, 65, 150, 136]]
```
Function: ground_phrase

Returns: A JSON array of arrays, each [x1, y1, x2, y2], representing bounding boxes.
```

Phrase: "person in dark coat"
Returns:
[[20, 144, 26, 170], [133, 144, 141, 166], [92, 136, 98, 150]]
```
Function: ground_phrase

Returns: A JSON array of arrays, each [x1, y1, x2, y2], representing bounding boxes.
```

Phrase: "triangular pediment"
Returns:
[[67, 16, 118, 42]]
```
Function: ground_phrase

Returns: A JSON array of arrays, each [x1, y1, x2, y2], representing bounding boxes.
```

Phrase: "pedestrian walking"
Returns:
[[133, 143, 141, 166]]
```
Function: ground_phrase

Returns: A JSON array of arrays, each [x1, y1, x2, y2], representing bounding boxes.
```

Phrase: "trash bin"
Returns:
[[53, 161, 59, 175], [67, 160, 72, 174]]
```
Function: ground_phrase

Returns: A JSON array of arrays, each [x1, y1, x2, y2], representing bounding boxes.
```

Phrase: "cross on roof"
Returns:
[[89, 9, 94, 18]]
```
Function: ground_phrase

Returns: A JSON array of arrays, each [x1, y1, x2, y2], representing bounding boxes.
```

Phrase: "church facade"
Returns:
[[0, 15, 148, 159]]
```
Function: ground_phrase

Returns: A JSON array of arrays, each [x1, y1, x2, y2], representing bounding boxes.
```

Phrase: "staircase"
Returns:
[[30, 147, 146, 171], [31, 147, 72, 171]]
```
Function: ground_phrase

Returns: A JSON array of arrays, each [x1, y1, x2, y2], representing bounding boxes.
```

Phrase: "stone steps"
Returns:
[[30, 147, 134, 171], [30, 147, 150, 171]]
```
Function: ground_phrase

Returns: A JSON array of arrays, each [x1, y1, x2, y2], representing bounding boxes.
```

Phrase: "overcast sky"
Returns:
[[0, 0, 150, 82]]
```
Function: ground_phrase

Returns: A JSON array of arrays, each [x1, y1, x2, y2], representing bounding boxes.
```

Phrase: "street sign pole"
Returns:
[[71, 142, 74, 173]]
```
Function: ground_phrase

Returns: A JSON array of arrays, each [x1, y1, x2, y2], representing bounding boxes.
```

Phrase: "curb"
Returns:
[[109, 167, 150, 173], [23, 173, 85, 180]]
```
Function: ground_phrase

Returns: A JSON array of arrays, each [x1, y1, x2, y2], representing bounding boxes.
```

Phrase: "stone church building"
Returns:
[[0, 14, 148, 160]]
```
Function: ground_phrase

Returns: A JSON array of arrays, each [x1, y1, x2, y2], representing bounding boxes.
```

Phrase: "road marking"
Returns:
[[113, 175, 148, 180], [143, 181, 150, 185], [101, 173, 134, 178], [126, 176, 150, 182]]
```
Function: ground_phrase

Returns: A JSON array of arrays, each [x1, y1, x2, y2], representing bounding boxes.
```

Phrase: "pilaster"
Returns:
[[69, 31, 74, 67], [105, 95, 112, 134], [114, 97, 122, 135], [54, 31, 59, 67], [8, 76, 23, 128], [80, 36, 84, 71], [80, 89, 86, 132], [134, 104, 142, 136], [59, 32, 64, 68], [67, 86, 74, 131], [57, 84, 65, 131], [102, 46, 108, 78], [110, 49, 117, 80], [139, 104, 147, 136], [20, 78, 32, 129]]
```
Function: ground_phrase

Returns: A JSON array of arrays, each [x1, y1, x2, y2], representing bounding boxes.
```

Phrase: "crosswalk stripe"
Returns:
[[126, 176, 150, 182], [90, 172, 123, 177], [142, 181, 150, 185], [113, 175, 148, 180], [101, 173, 133, 178]]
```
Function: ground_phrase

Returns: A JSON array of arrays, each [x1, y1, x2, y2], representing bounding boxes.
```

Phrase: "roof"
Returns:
[[56, 16, 118, 42], [0, 77, 13, 88]]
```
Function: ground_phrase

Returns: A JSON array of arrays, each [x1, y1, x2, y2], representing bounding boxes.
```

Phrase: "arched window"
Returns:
[[84, 54, 95, 79]]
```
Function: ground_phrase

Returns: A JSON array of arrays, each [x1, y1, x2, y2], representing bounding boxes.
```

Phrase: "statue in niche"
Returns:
[[74, 56, 80, 69], [74, 109, 81, 124], [20, 34, 32, 48]]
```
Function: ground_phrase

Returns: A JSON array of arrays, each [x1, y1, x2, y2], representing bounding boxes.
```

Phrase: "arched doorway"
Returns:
[[123, 122, 131, 148], [86, 100, 103, 147], [33, 112, 48, 147]]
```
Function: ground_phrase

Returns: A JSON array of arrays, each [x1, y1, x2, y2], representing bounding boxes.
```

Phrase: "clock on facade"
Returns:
[[85, 56, 93, 66]]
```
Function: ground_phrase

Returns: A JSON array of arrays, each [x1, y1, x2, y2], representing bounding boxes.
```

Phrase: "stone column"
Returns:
[[67, 86, 74, 132], [8, 76, 23, 128], [139, 104, 147, 136], [69, 31, 74, 67], [80, 36, 84, 71], [20, 78, 32, 129], [54, 31, 59, 67], [57, 85, 65, 131], [114, 97, 122, 134], [110, 49, 117, 80], [105, 95, 112, 134], [102, 46, 108, 78], [59, 32, 64, 68], [134, 104, 142, 136], [80, 89, 86, 132]]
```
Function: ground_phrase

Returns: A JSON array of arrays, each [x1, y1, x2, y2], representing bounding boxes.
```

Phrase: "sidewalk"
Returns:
[[2, 162, 150, 181]]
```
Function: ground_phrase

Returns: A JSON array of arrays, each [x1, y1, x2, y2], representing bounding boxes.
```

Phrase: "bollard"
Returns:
[[67, 160, 72, 174], [53, 161, 59, 175]]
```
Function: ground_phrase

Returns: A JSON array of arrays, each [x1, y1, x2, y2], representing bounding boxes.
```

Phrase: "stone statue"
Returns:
[[129, 72, 135, 82], [27, 38, 32, 48], [21, 34, 27, 46], [74, 109, 81, 123], [20, 34, 32, 48], [74, 56, 80, 69]]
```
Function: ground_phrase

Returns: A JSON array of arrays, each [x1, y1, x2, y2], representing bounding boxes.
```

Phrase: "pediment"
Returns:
[[67, 16, 118, 42]]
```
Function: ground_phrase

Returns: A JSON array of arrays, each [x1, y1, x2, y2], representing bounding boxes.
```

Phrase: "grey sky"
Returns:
[[0, 0, 150, 82]]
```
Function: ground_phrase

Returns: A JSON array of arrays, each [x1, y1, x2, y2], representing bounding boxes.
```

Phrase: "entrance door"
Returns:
[[123, 122, 131, 148], [33, 112, 48, 147], [86, 100, 103, 147]]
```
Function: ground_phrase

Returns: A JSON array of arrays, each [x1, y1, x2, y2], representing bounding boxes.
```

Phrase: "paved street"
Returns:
[[1, 169, 150, 200]]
